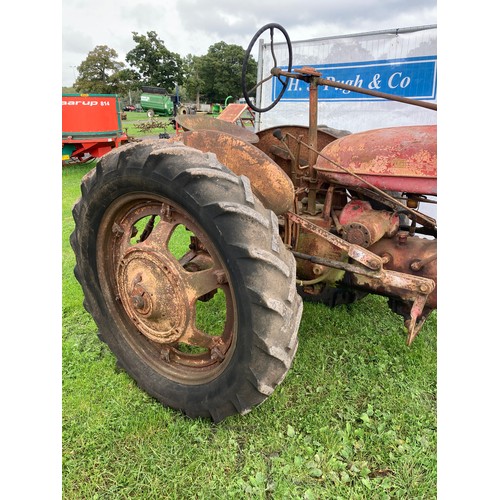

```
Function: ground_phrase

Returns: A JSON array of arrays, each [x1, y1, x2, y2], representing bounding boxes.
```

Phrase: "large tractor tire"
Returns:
[[70, 139, 302, 422]]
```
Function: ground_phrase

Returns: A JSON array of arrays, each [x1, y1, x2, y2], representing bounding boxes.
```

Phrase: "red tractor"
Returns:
[[71, 24, 437, 422]]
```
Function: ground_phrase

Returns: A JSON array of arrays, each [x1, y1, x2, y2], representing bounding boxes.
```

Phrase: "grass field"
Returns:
[[120, 111, 177, 138], [62, 159, 437, 499]]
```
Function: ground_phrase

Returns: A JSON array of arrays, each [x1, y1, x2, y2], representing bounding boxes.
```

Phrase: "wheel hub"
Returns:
[[117, 247, 189, 343]]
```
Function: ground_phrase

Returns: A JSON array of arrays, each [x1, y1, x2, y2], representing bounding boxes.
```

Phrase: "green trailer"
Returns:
[[140, 86, 176, 117]]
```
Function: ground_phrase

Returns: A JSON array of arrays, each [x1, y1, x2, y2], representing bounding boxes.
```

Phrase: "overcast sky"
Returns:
[[62, 0, 437, 86]]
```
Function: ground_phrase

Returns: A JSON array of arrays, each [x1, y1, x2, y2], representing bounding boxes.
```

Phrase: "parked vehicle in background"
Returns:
[[140, 86, 196, 118]]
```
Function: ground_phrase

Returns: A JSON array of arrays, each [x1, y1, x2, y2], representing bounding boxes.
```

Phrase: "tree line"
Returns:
[[69, 31, 258, 105]]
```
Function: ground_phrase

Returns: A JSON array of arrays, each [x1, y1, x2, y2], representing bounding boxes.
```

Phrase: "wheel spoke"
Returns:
[[181, 267, 222, 303], [248, 73, 273, 94], [179, 320, 222, 350], [135, 219, 177, 257], [137, 215, 156, 242]]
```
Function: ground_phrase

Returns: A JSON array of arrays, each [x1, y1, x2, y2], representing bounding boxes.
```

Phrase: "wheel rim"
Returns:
[[96, 192, 236, 384]]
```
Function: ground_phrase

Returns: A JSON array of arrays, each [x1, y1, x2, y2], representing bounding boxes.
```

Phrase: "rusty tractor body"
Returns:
[[71, 23, 437, 421]]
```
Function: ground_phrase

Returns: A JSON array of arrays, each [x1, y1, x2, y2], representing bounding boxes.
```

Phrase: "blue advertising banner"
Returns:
[[273, 56, 437, 102]]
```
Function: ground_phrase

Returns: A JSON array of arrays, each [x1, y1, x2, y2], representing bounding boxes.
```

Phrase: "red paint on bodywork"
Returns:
[[315, 125, 437, 195], [62, 95, 122, 135]]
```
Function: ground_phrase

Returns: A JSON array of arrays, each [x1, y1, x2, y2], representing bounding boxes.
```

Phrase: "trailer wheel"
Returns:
[[71, 140, 302, 422]]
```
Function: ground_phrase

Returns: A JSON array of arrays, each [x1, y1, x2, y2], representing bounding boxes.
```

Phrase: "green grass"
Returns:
[[120, 111, 177, 138], [62, 161, 437, 499]]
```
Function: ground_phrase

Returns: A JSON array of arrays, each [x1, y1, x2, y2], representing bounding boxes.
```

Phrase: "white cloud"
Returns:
[[62, 0, 436, 86]]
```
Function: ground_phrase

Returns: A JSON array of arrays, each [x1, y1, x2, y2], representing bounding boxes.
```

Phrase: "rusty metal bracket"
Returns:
[[292, 249, 434, 296], [288, 211, 435, 344], [288, 211, 383, 270]]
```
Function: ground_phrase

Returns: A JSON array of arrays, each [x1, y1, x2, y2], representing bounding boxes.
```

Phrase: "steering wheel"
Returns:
[[241, 23, 293, 113]]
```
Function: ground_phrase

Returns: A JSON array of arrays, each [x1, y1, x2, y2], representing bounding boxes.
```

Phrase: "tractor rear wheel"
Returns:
[[70, 139, 302, 422]]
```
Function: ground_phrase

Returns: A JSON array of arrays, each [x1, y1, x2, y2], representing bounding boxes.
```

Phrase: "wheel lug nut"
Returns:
[[131, 294, 145, 309]]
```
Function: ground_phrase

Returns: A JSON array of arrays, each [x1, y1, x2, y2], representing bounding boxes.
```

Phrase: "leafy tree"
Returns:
[[109, 67, 141, 95], [74, 45, 125, 94], [198, 42, 257, 103], [126, 31, 184, 91], [182, 54, 205, 105]]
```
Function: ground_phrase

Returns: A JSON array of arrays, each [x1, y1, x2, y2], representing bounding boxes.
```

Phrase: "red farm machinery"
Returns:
[[70, 24, 437, 422], [62, 94, 128, 164]]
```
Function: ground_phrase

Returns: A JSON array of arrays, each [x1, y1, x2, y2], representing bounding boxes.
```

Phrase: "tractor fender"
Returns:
[[316, 125, 437, 195], [179, 129, 295, 215]]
